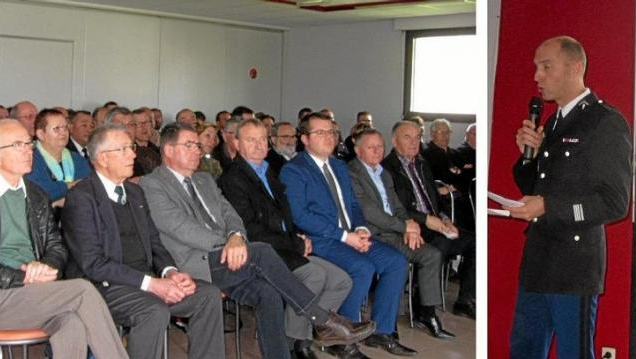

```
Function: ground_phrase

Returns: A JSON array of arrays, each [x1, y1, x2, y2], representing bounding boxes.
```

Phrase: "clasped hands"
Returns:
[[148, 270, 197, 305], [345, 228, 372, 253]]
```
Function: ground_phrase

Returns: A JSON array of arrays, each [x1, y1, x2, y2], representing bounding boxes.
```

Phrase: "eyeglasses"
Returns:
[[174, 141, 203, 151], [275, 135, 296, 140], [47, 125, 69, 134], [0, 140, 35, 151], [101, 143, 137, 154], [308, 129, 338, 138]]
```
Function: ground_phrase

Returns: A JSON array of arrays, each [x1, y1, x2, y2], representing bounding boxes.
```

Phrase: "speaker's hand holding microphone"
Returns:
[[516, 97, 544, 164]]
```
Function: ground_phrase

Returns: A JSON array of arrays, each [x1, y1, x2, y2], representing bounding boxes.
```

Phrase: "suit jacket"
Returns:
[[381, 150, 444, 242], [139, 165, 245, 282], [348, 158, 409, 243], [280, 151, 366, 254], [219, 155, 308, 270], [62, 171, 176, 289], [421, 141, 464, 187], [512, 92, 632, 295], [0, 179, 67, 288], [265, 147, 288, 175]]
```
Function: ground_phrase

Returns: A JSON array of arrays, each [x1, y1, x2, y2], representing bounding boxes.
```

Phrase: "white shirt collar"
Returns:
[[307, 152, 329, 170], [96, 170, 126, 203], [0, 175, 26, 198], [559, 88, 591, 118], [70, 137, 85, 153], [166, 166, 187, 184], [361, 160, 382, 176]]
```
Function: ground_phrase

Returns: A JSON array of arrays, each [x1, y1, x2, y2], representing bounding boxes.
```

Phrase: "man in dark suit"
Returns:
[[0, 119, 127, 359], [140, 123, 375, 359], [382, 121, 476, 319], [281, 113, 416, 358], [507, 36, 632, 359], [62, 123, 224, 359], [219, 119, 352, 359], [66, 110, 95, 160], [349, 128, 454, 340], [266, 121, 297, 175]]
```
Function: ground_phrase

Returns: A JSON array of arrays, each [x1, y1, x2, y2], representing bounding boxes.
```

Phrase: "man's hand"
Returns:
[[345, 232, 371, 253], [504, 195, 545, 221], [51, 198, 66, 208], [441, 218, 459, 238], [404, 232, 424, 250], [298, 234, 313, 257], [148, 277, 186, 304], [515, 119, 544, 156], [425, 214, 445, 233], [20, 261, 58, 284], [166, 271, 196, 296], [221, 233, 248, 271], [405, 219, 421, 234]]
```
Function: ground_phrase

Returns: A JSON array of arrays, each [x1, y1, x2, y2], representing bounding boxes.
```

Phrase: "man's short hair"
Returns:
[[159, 122, 196, 155], [552, 36, 587, 72], [298, 107, 312, 119], [353, 127, 382, 145], [231, 106, 254, 118], [69, 110, 91, 123], [215, 111, 230, 123], [391, 120, 420, 137], [298, 112, 332, 136], [466, 123, 476, 133], [103, 101, 118, 107], [195, 111, 206, 122], [175, 108, 193, 123], [356, 111, 370, 120], [86, 123, 128, 161], [223, 117, 242, 133], [272, 121, 294, 136], [236, 118, 265, 140], [35, 109, 65, 131], [105, 107, 132, 124], [430, 118, 451, 134]]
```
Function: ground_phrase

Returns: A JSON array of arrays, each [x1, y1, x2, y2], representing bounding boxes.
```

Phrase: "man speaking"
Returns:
[[505, 36, 632, 358]]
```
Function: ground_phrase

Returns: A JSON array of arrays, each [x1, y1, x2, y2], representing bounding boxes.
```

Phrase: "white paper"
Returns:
[[488, 208, 511, 217], [488, 191, 524, 208]]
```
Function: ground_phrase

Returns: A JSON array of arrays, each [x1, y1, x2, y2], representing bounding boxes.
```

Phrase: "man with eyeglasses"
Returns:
[[212, 117, 241, 171], [140, 122, 376, 359], [61, 123, 224, 359], [27, 109, 90, 208], [266, 121, 297, 175], [10, 101, 38, 137], [0, 119, 129, 359], [132, 108, 161, 176], [281, 113, 415, 358]]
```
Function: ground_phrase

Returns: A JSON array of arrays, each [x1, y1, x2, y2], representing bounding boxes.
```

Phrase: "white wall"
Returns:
[[0, 2, 284, 122], [282, 17, 474, 148]]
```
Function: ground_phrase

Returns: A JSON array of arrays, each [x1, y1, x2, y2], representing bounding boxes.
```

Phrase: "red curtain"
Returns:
[[488, 1, 634, 358]]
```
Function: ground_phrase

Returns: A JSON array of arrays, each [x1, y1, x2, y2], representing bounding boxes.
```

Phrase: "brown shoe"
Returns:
[[314, 312, 376, 346]]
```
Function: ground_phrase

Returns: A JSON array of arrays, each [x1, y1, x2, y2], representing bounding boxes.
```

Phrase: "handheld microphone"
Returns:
[[522, 96, 544, 165]]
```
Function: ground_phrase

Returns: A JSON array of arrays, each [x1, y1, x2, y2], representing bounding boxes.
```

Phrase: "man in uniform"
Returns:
[[507, 36, 632, 359]]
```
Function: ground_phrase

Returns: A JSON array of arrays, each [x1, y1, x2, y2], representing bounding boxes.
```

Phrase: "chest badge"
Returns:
[[562, 138, 579, 143]]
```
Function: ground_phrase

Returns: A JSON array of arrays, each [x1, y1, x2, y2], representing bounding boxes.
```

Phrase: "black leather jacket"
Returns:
[[0, 179, 67, 288]]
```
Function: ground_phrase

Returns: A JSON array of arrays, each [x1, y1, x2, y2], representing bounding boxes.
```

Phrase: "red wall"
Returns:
[[489, 2, 634, 358]]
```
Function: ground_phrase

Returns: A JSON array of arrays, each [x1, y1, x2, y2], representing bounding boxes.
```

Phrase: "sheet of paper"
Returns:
[[488, 208, 511, 217], [488, 191, 524, 208]]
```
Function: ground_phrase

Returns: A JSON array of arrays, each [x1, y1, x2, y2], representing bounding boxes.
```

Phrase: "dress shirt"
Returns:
[[362, 161, 392, 215], [0, 175, 26, 198], [559, 88, 591, 118]]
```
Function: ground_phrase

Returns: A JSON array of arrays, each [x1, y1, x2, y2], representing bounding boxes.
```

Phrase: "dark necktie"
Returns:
[[183, 177, 217, 229], [552, 110, 563, 131], [406, 161, 433, 214], [114, 186, 126, 205], [81, 147, 89, 160], [322, 163, 350, 231]]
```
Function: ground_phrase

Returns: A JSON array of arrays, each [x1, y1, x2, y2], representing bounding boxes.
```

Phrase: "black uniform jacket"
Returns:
[[513, 92, 632, 295]]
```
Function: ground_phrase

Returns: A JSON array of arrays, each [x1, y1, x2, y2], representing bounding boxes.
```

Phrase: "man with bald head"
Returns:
[[10, 101, 38, 137], [507, 36, 632, 358], [0, 119, 128, 359], [176, 108, 197, 126]]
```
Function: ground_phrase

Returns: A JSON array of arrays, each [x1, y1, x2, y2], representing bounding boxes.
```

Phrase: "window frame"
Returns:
[[403, 27, 477, 123]]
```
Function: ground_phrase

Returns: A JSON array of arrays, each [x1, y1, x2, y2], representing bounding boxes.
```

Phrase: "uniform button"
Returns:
[[102, 281, 110, 287], [565, 151, 570, 157], [540, 173, 546, 179], [202, 255, 208, 260], [574, 235, 580, 241], [532, 218, 538, 222], [543, 151, 549, 157], [598, 99, 604, 104]]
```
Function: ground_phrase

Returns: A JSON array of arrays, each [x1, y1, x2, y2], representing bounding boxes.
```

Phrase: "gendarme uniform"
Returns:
[[510, 89, 632, 359]]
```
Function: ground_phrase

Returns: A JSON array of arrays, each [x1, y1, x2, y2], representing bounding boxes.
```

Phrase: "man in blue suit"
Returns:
[[281, 113, 415, 358]]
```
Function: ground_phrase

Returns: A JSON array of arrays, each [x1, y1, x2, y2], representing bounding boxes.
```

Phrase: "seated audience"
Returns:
[[176, 108, 197, 126], [344, 111, 373, 158], [349, 128, 454, 339], [132, 109, 161, 176], [92, 106, 109, 128], [219, 119, 353, 359], [103, 101, 118, 109], [231, 105, 256, 121], [195, 122, 223, 179], [343, 122, 372, 163], [260, 114, 276, 139], [214, 110, 231, 145], [404, 115, 427, 156], [0, 119, 127, 359], [280, 113, 415, 358], [151, 108, 164, 130], [27, 109, 90, 207], [105, 107, 144, 183], [212, 117, 241, 171], [266, 121, 297, 175], [140, 123, 375, 359], [10, 101, 38, 137], [382, 121, 476, 319], [195, 110, 206, 124], [456, 123, 476, 194], [295, 107, 313, 153], [62, 123, 224, 359], [67, 110, 96, 160]]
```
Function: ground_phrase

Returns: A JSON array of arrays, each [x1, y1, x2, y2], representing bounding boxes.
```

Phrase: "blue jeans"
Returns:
[[510, 286, 598, 359], [209, 242, 319, 359]]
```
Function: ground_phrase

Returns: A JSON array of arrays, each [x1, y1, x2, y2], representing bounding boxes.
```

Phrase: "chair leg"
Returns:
[[163, 328, 169, 359], [441, 262, 447, 312], [234, 300, 241, 359], [22, 345, 27, 359], [408, 263, 414, 328], [7, 346, 13, 359]]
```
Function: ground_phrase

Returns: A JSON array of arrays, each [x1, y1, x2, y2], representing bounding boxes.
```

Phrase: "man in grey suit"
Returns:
[[140, 123, 375, 359], [348, 128, 454, 339]]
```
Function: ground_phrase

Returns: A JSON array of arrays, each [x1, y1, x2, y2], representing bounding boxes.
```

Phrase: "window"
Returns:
[[404, 28, 477, 123]]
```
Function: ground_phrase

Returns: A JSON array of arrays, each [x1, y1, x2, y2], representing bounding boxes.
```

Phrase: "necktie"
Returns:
[[552, 110, 563, 131], [183, 177, 217, 229], [81, 147, 89, 160], [322, 163, 350, 231], [406, 161, 433, 214], [114, 186, 126, 205]]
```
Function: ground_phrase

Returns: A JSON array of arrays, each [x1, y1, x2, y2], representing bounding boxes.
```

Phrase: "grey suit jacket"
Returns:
[[348, 158, 409, 242], [139, 165, 246, 282]]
